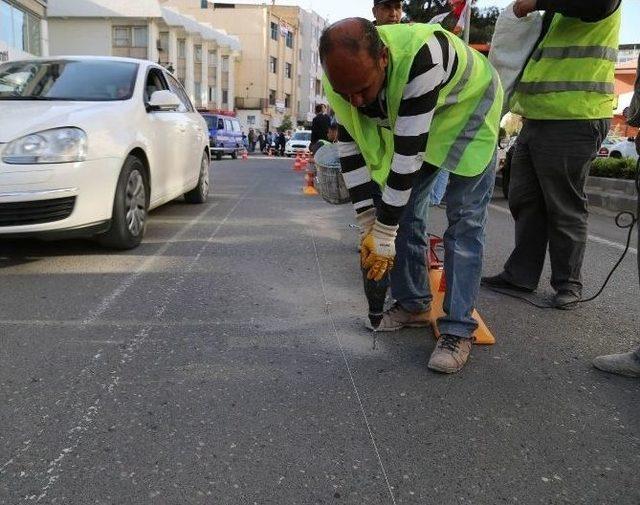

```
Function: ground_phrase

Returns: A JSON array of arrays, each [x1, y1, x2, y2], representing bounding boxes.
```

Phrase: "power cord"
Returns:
[[485, 159, 640, 309]]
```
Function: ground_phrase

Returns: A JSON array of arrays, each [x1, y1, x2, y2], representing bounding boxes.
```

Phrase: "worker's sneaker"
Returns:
[[481, 274, 534, 293], [428, 334, 473, 374], [593, 352, 640, 378], [553, 290, 581, 310], [371, 303, 430, 332]]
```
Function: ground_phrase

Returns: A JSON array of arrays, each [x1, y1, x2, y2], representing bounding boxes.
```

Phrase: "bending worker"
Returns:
[[320, 18, 502, 373], [483, 0, 622, 309]]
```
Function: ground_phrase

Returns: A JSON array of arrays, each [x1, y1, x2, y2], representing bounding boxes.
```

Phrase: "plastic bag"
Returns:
[[489, 2, 543, 116]]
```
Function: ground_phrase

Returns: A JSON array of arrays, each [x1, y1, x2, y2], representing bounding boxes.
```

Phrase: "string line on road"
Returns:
[[309, 228, 398, 505]]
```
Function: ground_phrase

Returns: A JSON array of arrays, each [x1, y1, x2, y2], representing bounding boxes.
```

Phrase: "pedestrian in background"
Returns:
[[248, 128, 257, 152], [310, 103, 331, 146], [483, 0, 622, 310], [258, 131, 266, 153]]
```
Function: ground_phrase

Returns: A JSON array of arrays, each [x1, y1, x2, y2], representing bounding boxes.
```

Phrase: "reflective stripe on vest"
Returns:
[[510, 8, 621, 120], [323, 23, 502, 186]]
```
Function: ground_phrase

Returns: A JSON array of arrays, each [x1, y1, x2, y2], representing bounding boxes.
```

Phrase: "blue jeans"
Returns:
[[428, 169, 450, 205], [375, 160, 495, 339]]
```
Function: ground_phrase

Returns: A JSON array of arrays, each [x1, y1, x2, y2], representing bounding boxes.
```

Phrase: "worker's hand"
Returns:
[[355, 208, 376, 243], [360, 220, 399, 282], [513, 0, 538, 18]]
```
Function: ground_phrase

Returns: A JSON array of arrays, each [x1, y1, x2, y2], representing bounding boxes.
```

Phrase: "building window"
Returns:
[[222, 56, 229, 72], [222, 89, 228, 105], [158, 32, 169, 54], [0, 1, 42, 56], [194, 45, 202, 63], [209, 86, 216, 103], [208, 50, 217, 67], [113, 27, 131, 47], [178, 39, 186, 58], [284, 93, 291, 108], [285, 62, 292, 79], [132, 26, 148, 47], [269, 89, 276, 106], [269, 56, 277, 74], [270, 22, 278, 41], [113, 26, 147, 48], [286, 31, 294, 49], [315, 79, 322, 96]]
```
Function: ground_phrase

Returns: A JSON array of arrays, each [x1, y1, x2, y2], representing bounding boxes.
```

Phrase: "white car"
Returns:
[[285, 130, 312, 156], [0, 56, 210, 249], [608, 137, 639, 161]]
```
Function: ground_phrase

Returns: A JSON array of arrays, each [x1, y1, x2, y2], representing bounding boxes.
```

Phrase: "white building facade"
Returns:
[[46, 0, 240, 110], [0, 0, 49, 63], [297, 8, 328, 126]]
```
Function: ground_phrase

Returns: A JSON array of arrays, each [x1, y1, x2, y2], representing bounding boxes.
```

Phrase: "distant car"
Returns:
[[201, 113, 243, 160], [607, 137, 639, 160], [0, 56, 210, 249], [285, 130, 312, 156], [597, 136, 624, 157]]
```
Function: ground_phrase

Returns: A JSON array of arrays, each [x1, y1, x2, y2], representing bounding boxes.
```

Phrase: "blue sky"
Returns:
[[306, 0, 639, 44]]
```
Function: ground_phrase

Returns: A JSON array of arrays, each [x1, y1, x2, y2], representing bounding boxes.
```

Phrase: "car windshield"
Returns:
[[203, 116, 216, 129], [292, 132, 311, 141], [0, 60, 138, 101]]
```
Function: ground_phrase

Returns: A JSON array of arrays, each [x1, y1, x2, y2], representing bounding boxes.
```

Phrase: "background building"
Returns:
[[162, 1, 326, 133], [297, 7, 328, 126], [46, 0, 240, 110], [0, 0, 49, 62]]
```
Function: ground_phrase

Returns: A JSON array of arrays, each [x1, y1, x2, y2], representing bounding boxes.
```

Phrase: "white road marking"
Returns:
[[488, 204, 637, 255]]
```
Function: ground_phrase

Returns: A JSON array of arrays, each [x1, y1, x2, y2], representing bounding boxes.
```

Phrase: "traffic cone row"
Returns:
[[302, 164, 318, 195], [293, 151, 307, 172], [242, 149, 248, 160]]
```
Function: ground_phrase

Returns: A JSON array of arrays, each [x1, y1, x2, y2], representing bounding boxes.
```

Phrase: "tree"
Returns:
[[402, 0, 500, 44], [278, 114, 293, 133]]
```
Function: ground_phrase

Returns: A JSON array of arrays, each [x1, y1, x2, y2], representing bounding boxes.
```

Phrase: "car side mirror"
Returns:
[[147, 90, 181, 112], [628, 137, 636, 142]]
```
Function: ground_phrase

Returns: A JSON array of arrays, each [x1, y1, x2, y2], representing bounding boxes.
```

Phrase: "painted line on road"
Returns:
[[488, 204, 637, 255], [22, 184, 257, 503]]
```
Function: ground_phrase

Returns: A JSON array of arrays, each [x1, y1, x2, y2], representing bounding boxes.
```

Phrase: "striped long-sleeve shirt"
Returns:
[[337, 32, 458, 226]]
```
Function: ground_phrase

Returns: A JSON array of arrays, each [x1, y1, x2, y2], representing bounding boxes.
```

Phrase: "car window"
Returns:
[[0, 59, 138, 101], [144, 68, 168, 103], [232, 120, 241, 132], [293, 131, 311, 141], [217, 118, 225, 130], [165, 73, 194, 113], [224, 119, 232, 131], [203, 116, 215, 129]]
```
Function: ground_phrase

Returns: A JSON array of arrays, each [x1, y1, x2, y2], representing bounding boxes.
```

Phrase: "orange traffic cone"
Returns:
[[427, 236, 495, 345], [303, 168, 318, 195], [293, 152, 303, 172], [242, 149, 248, 160], [300, 152, 309, 169]]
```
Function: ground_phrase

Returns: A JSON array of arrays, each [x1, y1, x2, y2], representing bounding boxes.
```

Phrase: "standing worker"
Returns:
[[310, 104, 332, 147], [321, 19, 502, 373], [483, 0, 622, 309]]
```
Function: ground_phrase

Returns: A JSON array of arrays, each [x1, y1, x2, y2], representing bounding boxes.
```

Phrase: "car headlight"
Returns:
[[2, 127, 88, 164]]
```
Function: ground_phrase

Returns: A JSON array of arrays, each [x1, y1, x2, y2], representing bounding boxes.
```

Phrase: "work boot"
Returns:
[[553, 290, 581, 310], [371, 303, 430, 332], [427, 334, 473, 374], [481, 274, 534, 293], [593, 352, 640, 378]]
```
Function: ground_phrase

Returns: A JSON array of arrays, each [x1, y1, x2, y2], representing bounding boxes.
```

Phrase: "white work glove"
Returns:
[[360, 220, 399, 281], [355, 208, 376, 242]]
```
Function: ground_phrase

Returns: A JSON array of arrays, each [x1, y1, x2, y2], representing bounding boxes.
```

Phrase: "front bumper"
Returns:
[[0, 157, 123, 236]]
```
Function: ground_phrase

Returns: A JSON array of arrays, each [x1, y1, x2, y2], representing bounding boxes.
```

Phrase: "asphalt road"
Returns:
[[1, 157, 639, 504]]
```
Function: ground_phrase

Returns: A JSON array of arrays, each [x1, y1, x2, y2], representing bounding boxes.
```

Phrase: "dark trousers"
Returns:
[[503, 119, 609, 296]]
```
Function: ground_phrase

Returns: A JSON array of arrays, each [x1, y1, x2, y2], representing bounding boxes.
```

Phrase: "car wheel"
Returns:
[[184, 152, 210, 204], [231, 148, 238, 160], [98, 156, 148, 250], [610, 151, 622, 159]]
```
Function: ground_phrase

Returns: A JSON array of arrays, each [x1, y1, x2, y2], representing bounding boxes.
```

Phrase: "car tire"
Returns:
[[184, 152, 210, 204], [231, 148, 238, 160], [98, 155, 148, 250], [610, 151, 622, 159]]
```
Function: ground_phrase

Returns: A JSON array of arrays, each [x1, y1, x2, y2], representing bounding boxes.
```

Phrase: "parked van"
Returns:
[[201, 113, 243, 160]]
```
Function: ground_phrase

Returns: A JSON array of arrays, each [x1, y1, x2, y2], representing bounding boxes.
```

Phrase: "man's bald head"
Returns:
[[319, 18, 389, 108], [319, 18, 385, 65]]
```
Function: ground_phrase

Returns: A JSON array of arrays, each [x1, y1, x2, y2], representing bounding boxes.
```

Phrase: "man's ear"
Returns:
[[380, 46, 389, 69]]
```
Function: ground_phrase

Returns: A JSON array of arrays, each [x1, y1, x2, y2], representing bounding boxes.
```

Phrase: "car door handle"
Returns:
[[178, 125, 186, 133]]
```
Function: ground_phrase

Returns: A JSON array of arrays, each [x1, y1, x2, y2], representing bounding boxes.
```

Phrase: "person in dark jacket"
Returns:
[[310, 104, 331, 146], [483, 0, 622, 310], [592, 53, 640, 378]]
